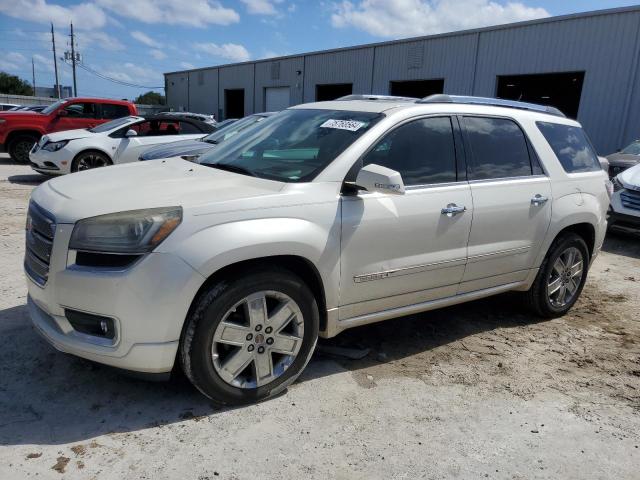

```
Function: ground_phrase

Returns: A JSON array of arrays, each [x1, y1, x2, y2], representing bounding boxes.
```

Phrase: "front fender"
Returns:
[[172, 215, 341, 309]]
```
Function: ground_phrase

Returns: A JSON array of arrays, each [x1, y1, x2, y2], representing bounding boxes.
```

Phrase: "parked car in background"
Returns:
[[0, 97, 137, 163], [162, 111, 217, 125], [607, 139, 640, 178], [8, 105, 47, 112], [0, 103, 19, 111], [609, 162, 640, 233], [29, 114, 215, 175], [139, 112, 274, 161], [25, 95, 609, 405]]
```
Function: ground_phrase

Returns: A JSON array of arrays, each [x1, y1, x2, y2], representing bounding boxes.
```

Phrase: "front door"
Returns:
[[339, 116, 472, 319], [52, 101, 99, 132], [459, 115, 552, 291]]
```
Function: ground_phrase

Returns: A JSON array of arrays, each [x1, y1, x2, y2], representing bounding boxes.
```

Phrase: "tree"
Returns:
[[134, 91, 165, 105], [0, 72, 33, 96]]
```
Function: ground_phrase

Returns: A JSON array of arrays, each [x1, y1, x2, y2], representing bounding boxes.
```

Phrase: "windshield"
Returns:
[[621, 141, 640, 155], [41, 99, 68, 115], [202, 115, 266, 144], [89, 116, 137, 133], [199, 109, 383, 182]]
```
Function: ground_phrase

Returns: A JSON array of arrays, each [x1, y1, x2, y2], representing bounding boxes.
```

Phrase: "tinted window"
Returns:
[[536, 122, 601, 173], [464, 117, 532, 180], [100, 103, 130, 119], [128, 120, 180, 136], [179, 121, 201, 134], [363, 117, 457, 186], [64, 102, 97, 118]]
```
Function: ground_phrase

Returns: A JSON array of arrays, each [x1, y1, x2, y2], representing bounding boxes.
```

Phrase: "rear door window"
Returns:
[[100, 103, 131, 119], [463, 116, 533, 180], [536, 122, 600, 173]]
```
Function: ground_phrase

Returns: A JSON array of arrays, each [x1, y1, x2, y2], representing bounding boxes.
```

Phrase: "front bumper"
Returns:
[[29, 144, 72, 175], [608, 190, 640, 232], [26, 222, 206, 373]]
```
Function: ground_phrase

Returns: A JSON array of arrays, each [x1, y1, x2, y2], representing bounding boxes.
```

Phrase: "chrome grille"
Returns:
[[25, 202, 56, 286], [620, 189, 640, 211]]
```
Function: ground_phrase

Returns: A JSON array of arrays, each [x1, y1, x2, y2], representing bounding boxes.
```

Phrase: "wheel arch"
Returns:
[[6, 129, 43, 146], [183, 255, 328, 339]]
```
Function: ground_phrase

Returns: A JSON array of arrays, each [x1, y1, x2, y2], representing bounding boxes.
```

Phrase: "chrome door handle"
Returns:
[[531, 194, 549, 206], [441, 203, 466, 217]]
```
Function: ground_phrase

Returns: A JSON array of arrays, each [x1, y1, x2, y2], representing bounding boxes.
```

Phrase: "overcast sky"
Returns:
[[0, 0, 637, 100]]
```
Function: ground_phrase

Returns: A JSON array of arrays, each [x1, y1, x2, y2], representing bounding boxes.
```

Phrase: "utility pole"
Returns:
[[31, 57, 36, 96], [51, 23, 60, 98], [70, 22, 77, 96]]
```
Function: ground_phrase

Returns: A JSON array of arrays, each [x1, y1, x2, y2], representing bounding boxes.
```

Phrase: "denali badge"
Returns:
[[374, 183, 401, 191]]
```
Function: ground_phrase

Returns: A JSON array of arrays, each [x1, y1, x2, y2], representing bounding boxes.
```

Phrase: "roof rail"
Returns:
[[417, 94, 566, 117], [337, 94, 417, 102]]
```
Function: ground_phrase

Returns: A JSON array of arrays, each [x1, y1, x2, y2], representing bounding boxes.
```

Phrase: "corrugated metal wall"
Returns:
[[165, 7, 640, 153]]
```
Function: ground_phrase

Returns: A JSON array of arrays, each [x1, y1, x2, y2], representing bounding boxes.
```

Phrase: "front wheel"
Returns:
[[525, 232, 589, 318], [8, 134, 39, 163], [71, 151, 112, 172], [180, 269, 319, 405]]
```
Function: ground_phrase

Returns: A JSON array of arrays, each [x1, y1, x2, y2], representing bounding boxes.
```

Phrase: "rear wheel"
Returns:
[[71, 151, 112, 172], [8, 134, 38, 163], [180, 269, 319, 405], [525, 232, 589, 318]]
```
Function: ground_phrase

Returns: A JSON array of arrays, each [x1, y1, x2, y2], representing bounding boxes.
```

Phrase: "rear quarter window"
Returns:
[[536, 122, 600, 173]]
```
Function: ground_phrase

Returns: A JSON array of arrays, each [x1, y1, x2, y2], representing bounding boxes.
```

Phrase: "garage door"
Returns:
[[265, 87, 290, 112]]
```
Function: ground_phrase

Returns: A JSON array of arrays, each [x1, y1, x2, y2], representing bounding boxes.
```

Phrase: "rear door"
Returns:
[[98, 103, 132, 122], [459, 115, 552, 292], [339, 116, 473, 319]]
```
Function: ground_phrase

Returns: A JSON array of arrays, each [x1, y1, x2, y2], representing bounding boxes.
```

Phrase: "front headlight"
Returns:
[[69, 207, 182, 254], [612, 177, 624, 192], [42, 140, 69, 152]]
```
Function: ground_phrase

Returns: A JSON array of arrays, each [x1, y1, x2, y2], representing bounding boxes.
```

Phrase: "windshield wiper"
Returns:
[[205, 162, 255, 177], [203, 138, 220, 145]]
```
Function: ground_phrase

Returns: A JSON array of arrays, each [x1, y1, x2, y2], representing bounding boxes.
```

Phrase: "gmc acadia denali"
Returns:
[[25, 95, 610, 405]]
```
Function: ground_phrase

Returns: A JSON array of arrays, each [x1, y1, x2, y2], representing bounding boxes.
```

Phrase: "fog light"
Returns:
[[65, 309, 115, 339]]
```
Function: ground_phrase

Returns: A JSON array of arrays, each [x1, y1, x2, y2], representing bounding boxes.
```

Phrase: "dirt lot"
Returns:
[[0, 156, 638, 479]]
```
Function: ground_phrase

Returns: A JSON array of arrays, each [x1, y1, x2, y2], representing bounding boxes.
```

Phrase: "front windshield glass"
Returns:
[[89, 116, 136, 133], [621, 141, 640, 155], [202, 115, 264, 144], [41, 99, 67, 115], [199, 109, 383, 182]]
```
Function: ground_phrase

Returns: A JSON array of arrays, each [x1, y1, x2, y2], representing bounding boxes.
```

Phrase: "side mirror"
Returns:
[[355, 163, 405, 195], [598, 156, 609, 172], [125, 129, 138, 138], [56, 109, 68, 117]]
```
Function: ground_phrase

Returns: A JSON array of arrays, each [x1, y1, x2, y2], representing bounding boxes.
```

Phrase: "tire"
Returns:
[[180, 268, 319, 406], [71, 151, 112, 172], [525, 232, 590, 318], [8, 134, 39, 163]]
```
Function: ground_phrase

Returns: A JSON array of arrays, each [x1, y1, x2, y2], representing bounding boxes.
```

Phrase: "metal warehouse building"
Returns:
[[164, 6, 640, 154]]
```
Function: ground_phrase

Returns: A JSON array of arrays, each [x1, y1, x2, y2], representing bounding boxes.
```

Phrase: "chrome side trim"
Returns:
[[354, 257, 466, 283], [467, 246, 530, 263]]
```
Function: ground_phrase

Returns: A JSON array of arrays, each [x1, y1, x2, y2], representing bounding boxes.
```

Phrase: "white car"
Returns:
[[29, 115, 215, 175], [609, 162, 640, 232], [26, 95, 609, 405]]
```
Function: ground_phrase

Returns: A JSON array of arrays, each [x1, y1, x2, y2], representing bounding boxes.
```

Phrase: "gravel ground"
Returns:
[[0, 155, 638, 479]]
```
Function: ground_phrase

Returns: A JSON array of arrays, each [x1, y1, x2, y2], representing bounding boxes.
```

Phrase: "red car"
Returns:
[[0, 97, 137, 163]]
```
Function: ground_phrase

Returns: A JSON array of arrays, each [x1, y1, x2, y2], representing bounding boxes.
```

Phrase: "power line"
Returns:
[[62, 59, 163, 90]]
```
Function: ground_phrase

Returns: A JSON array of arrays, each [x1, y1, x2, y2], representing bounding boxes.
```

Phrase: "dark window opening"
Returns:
[[389, 79, 444, 99], [224, 89, 245, 119], [463, 116, 534, 180], [496, 71, 585, 119], [363, 116, 457, 186], [316, 83, 353, 102]]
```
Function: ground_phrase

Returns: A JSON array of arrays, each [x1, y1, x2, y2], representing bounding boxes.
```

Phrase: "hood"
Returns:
[[606, 152, 640, 167], [140, 138, 214, 160], [618, 163, 640, 189], [31, 157, 285, 223], [43, 128, 96, 142], [0, 111, 43, 118]]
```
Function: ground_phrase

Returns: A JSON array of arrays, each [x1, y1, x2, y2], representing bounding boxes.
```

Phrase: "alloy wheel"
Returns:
[[14, 140, 34, 163], [547, 246, 584, 308], [211, 290, 304, 389], [77, 154, 109, 170]]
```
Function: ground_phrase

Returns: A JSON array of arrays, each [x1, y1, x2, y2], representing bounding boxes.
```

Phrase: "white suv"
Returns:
[[25, 95, 610, 405]]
